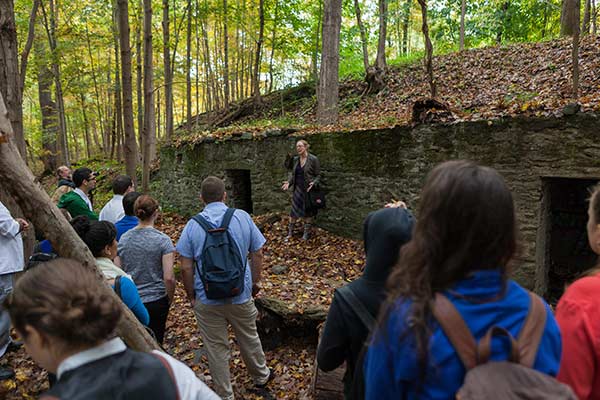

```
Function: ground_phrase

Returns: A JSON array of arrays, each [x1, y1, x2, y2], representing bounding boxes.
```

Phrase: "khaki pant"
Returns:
[[193, 299, 269, 400]]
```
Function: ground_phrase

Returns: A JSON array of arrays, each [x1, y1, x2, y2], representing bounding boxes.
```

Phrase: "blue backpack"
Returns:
[[192, 208, 246, 299]]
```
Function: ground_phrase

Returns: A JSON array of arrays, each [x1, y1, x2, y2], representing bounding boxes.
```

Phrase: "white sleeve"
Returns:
[[0, 202, 20, 238], [152, 350, 221, 400]]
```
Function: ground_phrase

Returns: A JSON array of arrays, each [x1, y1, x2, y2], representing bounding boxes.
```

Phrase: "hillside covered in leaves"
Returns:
[[177, 35, 600, 145]]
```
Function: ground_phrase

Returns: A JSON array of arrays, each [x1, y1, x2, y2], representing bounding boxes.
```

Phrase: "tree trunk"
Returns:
[[78, 92, 92, 159], [459, 0, 466, 51], [200, 0, 213, 113], [572, 0, 581, 98], [41, 0, 69, 166], [142, 0, 155, 192], [117, 0, 138, 182], [561, 0, 581, 36], [375, 0, 388, 70], [317, 0, 342, 125], [252, 0, 265, 104], [222, 0, 230, 110], [353, 0, 369, 72], [84, 21, 105, 157], [593, 0, 597, 35], [162, 0, 173, 140], [0, 92, 157, 352], [35, 37, 58, 175], [583, 0, 591, 33], [311, 0, 323, 81], [401, 0, 411, 55], [19, 0, 40, 100], [0, 0, 26, 159], [136, 0, 143, 150], [267, 0, 280, 93], [417, 0, 436, 99], [186, 0, 192, 130], [496, 1, 509, 44]]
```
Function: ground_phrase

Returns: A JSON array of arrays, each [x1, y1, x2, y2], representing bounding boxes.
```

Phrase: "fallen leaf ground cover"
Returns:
[[2, 212, 364, 399]]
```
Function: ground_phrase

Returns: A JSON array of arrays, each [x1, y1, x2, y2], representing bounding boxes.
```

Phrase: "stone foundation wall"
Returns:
[[153, 113, 600, 290]]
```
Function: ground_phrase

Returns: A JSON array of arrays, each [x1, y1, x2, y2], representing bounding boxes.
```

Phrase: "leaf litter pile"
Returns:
[[2, 212, 365, 399]]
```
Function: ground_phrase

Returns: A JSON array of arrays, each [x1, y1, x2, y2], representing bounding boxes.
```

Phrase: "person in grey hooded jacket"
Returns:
[[317, 205, 415, 399]]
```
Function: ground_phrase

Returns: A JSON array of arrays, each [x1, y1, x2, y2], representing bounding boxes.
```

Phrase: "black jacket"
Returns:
[[317, 207, 415, 399], [57, 178, 76, 189], [287, 153, 321, 189], [42, 349, 178, 400]]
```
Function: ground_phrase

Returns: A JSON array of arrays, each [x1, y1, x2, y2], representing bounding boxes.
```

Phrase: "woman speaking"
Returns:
[[281, 139, 321, 240]]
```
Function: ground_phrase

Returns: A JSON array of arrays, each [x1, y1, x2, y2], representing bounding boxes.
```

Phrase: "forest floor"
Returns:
[[177, 35, 600, 145], [1, 212, 365, 399]]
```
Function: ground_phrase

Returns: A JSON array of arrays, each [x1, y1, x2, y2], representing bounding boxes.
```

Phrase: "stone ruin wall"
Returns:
[[153, 112, 600, 293]]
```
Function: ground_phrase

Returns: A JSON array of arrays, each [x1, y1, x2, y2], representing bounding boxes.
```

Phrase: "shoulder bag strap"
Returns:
[[517, 292, 547, 368], [432, 293, 478, 370], [220, 208, 236, 230], [335, 285, 376, 331], [114, 275, 123, 300]]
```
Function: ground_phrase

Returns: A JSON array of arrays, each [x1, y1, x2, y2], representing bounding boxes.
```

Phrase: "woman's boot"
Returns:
[[285, 222, 295, 241], [302, 223, 312, 241]]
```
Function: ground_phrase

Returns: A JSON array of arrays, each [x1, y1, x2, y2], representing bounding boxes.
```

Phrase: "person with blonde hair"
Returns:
[[281, 139, 321, 240]]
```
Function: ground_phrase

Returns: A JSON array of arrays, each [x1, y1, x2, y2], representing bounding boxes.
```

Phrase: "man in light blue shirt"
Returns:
[[177, 176, 271, 400]]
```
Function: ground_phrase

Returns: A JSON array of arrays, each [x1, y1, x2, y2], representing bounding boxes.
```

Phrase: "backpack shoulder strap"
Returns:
[[517, 292, 547, 368], [114, 275, 123, 300], [191, 213, 214, 232], [335, 285, 376, 331], [220, 208, 236, 230], [432, 293, 478, 370]]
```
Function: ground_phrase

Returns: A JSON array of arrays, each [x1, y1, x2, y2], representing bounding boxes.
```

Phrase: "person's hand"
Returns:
[[307, 182, 314, 192], [281, 181, 290, 191], [385, 200, 407, 209], [252, 283, 261, 298], [188, 297, 196, 308], [16, 218, 29, 232]]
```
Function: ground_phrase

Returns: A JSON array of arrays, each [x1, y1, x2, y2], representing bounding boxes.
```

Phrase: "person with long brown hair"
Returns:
[[4, 259, 219, 399], [555, 184, 600, 399], [363, 160, 561, 399]]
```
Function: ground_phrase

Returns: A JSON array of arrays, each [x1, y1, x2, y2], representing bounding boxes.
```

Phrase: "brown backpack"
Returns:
[[433, 292, 576, 400]]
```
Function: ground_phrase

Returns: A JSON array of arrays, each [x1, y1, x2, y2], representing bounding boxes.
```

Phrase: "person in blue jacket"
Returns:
[[71, 216, 149, 326], [364, 160, 562, 399]]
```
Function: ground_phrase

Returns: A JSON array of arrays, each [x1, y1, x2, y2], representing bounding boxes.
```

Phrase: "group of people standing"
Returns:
[[4, 148, 600, 399]]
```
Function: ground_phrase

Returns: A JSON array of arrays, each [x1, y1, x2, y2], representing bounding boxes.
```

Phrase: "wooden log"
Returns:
[[0, 92, 158, 352]]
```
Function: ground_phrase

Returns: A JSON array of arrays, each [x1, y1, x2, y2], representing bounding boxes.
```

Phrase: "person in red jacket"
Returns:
[[556, 184, 600, 399]]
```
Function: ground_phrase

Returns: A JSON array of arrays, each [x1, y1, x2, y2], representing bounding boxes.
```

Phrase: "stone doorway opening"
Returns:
[[536, 178, 598, 303], [225, 169, 253, 214]]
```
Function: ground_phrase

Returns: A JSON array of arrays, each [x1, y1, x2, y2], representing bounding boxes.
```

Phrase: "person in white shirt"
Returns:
[[99, 175, 134, 223], [0, 200, 29, 380], [5, 258, 220, 400]]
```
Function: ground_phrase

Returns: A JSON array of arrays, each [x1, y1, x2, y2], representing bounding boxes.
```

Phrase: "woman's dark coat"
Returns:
[[316, 207, 415, 399]]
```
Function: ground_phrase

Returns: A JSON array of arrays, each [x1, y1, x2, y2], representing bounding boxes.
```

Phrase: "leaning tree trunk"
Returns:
[[0, 92, 157, 352], [317, 0, 342, 125], [417, 0, 436, 99]]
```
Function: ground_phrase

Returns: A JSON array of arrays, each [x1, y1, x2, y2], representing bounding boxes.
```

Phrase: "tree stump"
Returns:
[[364, 66, 386, 95], [410, 98, 455, 124]]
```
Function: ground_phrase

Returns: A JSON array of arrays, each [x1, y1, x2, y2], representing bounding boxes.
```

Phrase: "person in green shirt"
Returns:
[[57, 167, 98, 220]]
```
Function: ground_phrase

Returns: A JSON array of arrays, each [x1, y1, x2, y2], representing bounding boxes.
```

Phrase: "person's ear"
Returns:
[[222, 192, 228, 202], [23, 324, 48, 347]]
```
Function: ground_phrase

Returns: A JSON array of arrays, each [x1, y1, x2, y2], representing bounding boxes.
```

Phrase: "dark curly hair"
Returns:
[[5, 258, 121, 346], [71, 215, 117, 257], [383, 160, 518, 380]]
